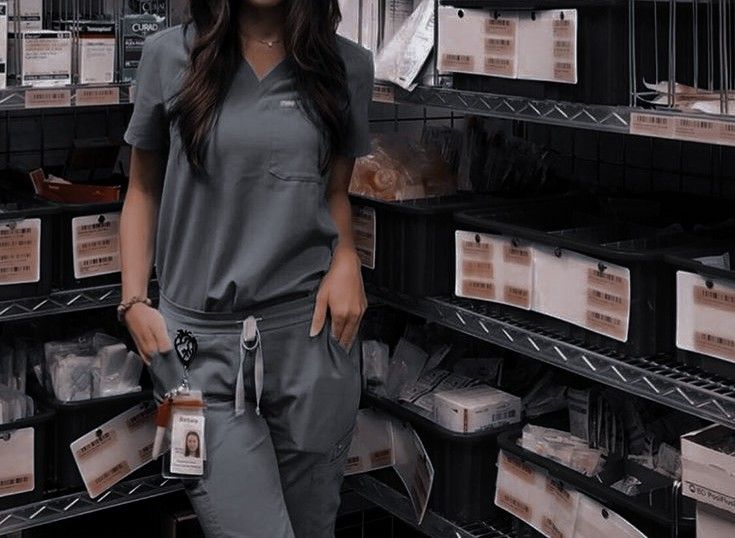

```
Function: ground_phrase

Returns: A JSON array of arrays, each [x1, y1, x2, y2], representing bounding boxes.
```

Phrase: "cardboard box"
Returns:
[[681, 424, 735, 515], [697, 502, 735, 537], [20, 31, 72, 87], [121, 14, 165, 82], [433, 385, 521, 433], [55, 21, 116, 84], [8, 0, 41, 31]]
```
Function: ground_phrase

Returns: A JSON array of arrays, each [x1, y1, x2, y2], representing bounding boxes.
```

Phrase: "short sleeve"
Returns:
[[339, 50, 374, 158], [124, 35, 169, 151]]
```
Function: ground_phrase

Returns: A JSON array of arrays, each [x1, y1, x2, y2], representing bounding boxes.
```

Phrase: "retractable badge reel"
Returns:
[[153, 329, 207, 479]]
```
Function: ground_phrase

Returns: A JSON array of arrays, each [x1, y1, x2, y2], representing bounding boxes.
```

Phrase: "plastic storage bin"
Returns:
[[350, 194, 495, 296], [497, 429, 695, 537], [665, 241, 735, 380], [43, 390, 155, 490], [454, 200, 700, 357], [0, 195, 58, 301], [55, 201, 123, 289], [363, 392, 517, 523], [0, 408, 54, 509], [440, 0, 630, 106]]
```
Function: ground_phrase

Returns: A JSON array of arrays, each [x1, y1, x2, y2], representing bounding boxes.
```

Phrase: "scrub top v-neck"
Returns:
[[124, 24, 374, 313]]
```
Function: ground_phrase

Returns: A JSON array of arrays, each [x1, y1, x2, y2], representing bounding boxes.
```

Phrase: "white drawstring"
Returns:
[[238, 316, 263, 417]]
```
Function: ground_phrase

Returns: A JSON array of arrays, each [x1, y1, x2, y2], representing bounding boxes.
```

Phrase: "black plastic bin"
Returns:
[[0, 195, 58, 301], [497, 430, 695, 538], [350, 194, 496, 296], [441, 0, 630, 106], [0, 408, 54, 510], [363, 392, 518, 523], [54, 201, 123, 289], [43, 389, 156, 491], [454, 200, 702, 357], [664, 240, 735, 380]]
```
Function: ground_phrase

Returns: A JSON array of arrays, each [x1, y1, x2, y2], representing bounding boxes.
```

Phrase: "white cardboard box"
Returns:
[[8, 0, 41, 31], [20, 31, 72, 87], [681, 424, 735, 515], [433, 385, 521, 433], [697, 502, 735, 537]]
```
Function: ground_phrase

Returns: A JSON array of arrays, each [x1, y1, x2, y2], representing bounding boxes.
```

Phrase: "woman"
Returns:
[[118, 0, 373, 535], [185, 431, 201, 459]]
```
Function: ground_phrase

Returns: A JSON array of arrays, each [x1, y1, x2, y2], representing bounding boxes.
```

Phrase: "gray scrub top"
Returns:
[[124, 24, 374, 313]]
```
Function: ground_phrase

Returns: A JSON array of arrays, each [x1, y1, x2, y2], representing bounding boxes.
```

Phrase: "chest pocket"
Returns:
[[268, 99, 325, 183]]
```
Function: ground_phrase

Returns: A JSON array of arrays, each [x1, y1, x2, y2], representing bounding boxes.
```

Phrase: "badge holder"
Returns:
[[152, 329, 207, 480]]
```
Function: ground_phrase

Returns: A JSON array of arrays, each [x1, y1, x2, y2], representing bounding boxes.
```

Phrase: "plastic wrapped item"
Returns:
[[361, 340, 391, 396], [519, 424, 606, 477], [374, 0, 434, 91], [348, 134, 457, 201], [384, 338, 429, 400], [43, 331, 142, 402], [0, 385, 35, 425]]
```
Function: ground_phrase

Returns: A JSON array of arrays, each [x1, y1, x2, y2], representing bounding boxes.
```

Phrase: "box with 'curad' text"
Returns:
[[681, 424, 735, 515]]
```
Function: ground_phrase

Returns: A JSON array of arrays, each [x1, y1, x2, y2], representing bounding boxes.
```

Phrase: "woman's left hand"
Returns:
[[310, 246, 367, 350]]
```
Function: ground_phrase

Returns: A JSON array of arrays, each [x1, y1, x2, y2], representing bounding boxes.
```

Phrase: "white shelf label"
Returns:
[[629, 112, 674, 138], [76, 86, 120, 107], [372, 82, 395, 104], [0, 427, 35, 498], [352, 206, 376, 269], [71, 212, 121, 280], [0, 218, 41, 285], [25, 88, 71, 108]]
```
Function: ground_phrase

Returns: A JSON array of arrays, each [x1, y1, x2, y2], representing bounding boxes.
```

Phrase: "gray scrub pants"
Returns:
[[148, 290, 362, 538]]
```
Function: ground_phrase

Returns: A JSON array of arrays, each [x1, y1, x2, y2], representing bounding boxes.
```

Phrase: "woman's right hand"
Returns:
[[124, 303, 173, 365]]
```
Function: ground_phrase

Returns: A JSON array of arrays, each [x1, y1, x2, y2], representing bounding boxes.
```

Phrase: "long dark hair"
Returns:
[[169, 0, 349, 173]]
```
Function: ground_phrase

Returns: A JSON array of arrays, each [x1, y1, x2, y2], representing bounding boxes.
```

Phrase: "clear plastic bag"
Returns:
[[349, 134, 456, 201]]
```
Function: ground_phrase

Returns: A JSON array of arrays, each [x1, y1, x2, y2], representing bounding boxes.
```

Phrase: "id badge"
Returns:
[[160, 390, 206, 479]]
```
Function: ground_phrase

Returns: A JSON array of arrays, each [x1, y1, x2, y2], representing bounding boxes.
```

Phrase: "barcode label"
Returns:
[[0, 428, 34, 498], [587, 268, 628, 294], [503, 245, 531, 266], [462, 280, 495, 300], [485, 56, 514, 77], [76, 86, 120, 106], [720, 121, 735, 146], [26, 89, 72, 108], [675, 116, 717, 143], [541, 517, 566, 538], [497, 489, 533, 519], [75, 430, 117, 461], [485, 37, 514, 55], [553, 40, 574, 60], [630, 112, 674, 138], [89, 461, 131, 498], [352, 206, 376, 269], [441, 53, 475, 72], [694, 286, 735, 312], [461, 239, 493, 260], [485, 18, 516, 37], [462, 260, 493, 278], [491, 409, 516, 423], [695, 331, 735, 360], [0, 219, 41, 285], [72, 213, 121, 279], [553, 62, 576, 83], [372, 83, 395, 104], [371, 448, 393, 467], [504, 285, 530, 308], [586, 310, 626, 339], [587, 288, 628, 313], [553, 18, 573, 39]]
